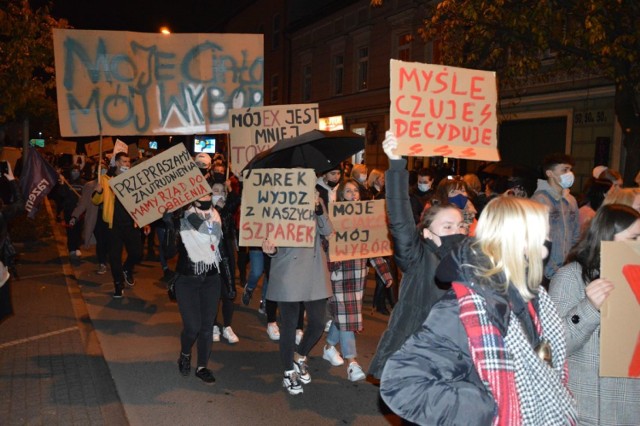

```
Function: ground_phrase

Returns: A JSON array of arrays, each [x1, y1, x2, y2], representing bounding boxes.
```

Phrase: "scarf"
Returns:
[[179, 205, 222, 275], [453, 282, 577, 426]]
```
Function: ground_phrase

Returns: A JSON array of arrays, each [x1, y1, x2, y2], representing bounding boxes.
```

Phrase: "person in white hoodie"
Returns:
[[531, 152, 580, 286]]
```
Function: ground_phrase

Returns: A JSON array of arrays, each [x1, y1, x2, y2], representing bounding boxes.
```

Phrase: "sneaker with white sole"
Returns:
[[222, 326, 239, 344], [295, 329, 304, 345], [96, 263, 107, 275], [283, 370, 303, 395], [123, 270, 135, 287], [347, 361, 366, 381], [293, 356, 311, 384], [322, 345, 344, 366], [258, 299, 266, 315], [267, 322, 280, 341], [212, 325, 221, 342]]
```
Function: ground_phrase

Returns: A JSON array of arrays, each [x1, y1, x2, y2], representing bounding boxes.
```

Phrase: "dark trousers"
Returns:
[[64, 211, 82, 252], [108, 224, 142, 287], [175, 274, 221, 368], [93, 215, 109, 265], [215, 277, 235, 328], [278, 298, 326, 371]]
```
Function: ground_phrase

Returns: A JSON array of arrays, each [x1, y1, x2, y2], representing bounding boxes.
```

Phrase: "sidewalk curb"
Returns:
[[45, 199, 129, 423]]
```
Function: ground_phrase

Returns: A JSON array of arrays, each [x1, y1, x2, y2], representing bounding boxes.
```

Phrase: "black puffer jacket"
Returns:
[[368, 159, 448, 379]]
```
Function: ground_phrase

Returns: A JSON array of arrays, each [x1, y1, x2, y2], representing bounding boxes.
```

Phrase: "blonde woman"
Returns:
[[381, 196, 577, 425], [602, 187, 640, 212]]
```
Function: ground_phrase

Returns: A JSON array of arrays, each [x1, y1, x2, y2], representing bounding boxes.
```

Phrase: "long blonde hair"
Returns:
[[474, 196, 548, 301]]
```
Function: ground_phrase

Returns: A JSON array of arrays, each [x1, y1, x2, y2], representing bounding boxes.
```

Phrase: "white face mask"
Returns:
[[119, 166, 130, 174], [417, 183, 430, 192], [559, 171, 574, 189], [212, 195, 225, 205], [357, 175, 366, 184]]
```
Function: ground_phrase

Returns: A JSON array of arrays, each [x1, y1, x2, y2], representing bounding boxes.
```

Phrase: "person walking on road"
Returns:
[[92, 152, 148, 298], [164, 191, 233, 384], [261, 192, 333, 395]]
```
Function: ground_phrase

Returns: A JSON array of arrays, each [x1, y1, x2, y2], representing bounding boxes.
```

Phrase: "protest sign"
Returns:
[[328, 200, 392, 261], [228, 104, 319, 171], [389, 59, 499, 162], [239, 168, 316, 247], [84, 137, 114, 157], [53, 29, 264, 137], [0, 147, 21, 170], [600, 241, 640, 378], [54, 140, 77, 155], [108, 143, 211, 227]]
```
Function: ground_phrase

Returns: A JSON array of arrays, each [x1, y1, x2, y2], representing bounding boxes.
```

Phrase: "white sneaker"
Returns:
[[267, 322, 280, 341], [222, 326, 239, 344], [322, 345, 344, 366], [283, 369, 303, 395], [324, 320, 332, 332], [347, 361, 366, 381], [75, 249, 82, 257], [295, 329, 304, 345], [212, 325, 221, 342]]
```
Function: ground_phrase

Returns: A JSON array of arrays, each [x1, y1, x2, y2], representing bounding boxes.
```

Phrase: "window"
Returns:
[[357, 46, 368, 91], [398, 33, 412, 61], [272, 14, 281, 50], [271, 74, 280, 103], [333, 55, 344, 95], [302, 64, 312, 101]]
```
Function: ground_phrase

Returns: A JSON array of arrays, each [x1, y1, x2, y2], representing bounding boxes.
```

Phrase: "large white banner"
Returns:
[[53, 29, 264, 137]]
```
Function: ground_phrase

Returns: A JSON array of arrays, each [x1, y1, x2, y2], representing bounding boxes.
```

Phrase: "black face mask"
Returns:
[[431, 233, 467, 259], [327, 180, 339, 188], [195, 199, 212, 210], [212, 172, 226, 184]]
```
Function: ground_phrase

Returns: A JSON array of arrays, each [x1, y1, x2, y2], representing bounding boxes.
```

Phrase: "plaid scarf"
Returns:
[[453, 282, 577, 426]]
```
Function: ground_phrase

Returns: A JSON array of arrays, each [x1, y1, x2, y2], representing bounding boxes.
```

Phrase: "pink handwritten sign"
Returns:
[[389, 60, 499, 162]]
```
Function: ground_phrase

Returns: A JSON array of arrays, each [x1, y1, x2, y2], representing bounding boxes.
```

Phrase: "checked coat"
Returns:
[[329, 257, 391, 332]]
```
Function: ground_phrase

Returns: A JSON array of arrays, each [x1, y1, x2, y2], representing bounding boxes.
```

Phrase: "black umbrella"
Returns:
[[242, 129, 364, 174]]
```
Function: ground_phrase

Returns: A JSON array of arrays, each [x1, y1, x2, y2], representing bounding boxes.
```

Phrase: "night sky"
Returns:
[[30, 0, 235, 33]]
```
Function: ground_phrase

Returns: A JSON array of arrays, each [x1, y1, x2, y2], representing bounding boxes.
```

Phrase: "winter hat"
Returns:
[[195, 153, 212, 169], [592, 165, 608, 179]]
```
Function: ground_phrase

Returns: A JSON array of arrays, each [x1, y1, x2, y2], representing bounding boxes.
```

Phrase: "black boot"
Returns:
[[373, 276, 390, 315], [178, 353, 191, 376]]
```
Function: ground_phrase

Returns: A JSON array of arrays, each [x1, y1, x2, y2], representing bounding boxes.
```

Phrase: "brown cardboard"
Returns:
[[84, 137, 114, 157], [600, 241, 640, 378], [239, 168, 316, 247], [108, 143, 211, 227], [54, 140, 77, 155], [389, 59, 499, 162], [328, 200, 392, 261], [228, 104, 319, 171]]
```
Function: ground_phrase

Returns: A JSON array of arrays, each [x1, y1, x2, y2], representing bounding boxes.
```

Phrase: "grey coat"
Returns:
[[266, 214, 333, 302], [550, 262, 640, 426]]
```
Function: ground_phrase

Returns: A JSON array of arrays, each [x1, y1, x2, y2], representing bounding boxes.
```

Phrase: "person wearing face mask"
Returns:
[[350, 164, 372, 201], [322, 179, 394, 381], [369, 131, 467, 380], [409, 167, 436, 224], [93, 152, 149, 298], [532, 152, 580, 286], [550, 204, 640, 425], [209, 178, 242, 344], [56, 166, 86, 258], [162, 191, 233, 385], [315, 166, 342, 207]]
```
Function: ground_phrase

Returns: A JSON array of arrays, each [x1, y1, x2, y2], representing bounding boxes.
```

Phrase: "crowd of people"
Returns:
[[2, 131, 639, 422]]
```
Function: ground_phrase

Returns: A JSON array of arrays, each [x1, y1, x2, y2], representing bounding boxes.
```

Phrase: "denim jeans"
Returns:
[[326, 321, 357, 359], [247, 248, 269, 300]]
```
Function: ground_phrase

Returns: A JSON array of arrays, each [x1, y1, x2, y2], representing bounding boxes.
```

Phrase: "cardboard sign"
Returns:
[[389, 59, 499, 161], [53, 29, 264, 137], [328, 200, 392, 261], [239, 168, 316, 247], [108, 143, 211, 227], [84, 137, 114, 157], [0, 147, 21, 170], [600, 241, 640, 378], [228, 104, 319, 171], [54, 139, 77, 155]]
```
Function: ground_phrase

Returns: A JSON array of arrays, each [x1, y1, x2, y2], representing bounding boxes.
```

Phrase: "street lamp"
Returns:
[[160, 27, 170, 35]]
